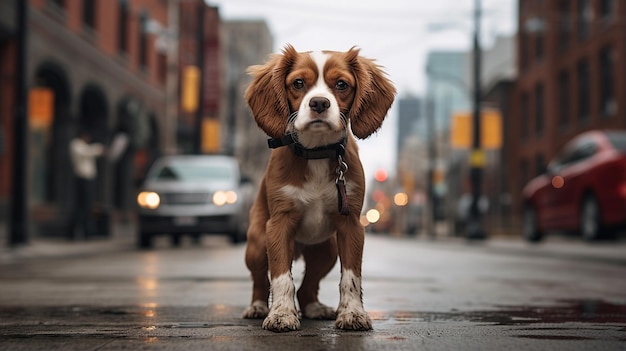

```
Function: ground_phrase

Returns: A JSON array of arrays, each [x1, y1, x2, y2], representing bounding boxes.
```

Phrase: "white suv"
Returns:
[[136, 155, 253, 248]]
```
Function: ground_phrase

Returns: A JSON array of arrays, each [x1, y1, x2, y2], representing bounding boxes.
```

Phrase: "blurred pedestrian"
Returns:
[[69, 128, 105, 240]]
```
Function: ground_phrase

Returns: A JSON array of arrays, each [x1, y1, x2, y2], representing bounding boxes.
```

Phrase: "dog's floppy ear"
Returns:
[[346, 48, 397, 139], [245, 45, 298, 139]]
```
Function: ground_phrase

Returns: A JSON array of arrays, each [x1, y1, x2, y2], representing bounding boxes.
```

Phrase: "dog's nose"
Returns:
[[309, 97, 330, 114]]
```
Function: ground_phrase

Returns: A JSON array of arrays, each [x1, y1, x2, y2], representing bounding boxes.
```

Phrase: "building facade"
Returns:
[[220, 20, 273, 184], [178, 0, 221, 155], [1, 0, 173, 237], [478, 36, 517, 234], [424, 51, 471, 140], [396, 96, 421, 153], [511, 0, 626, 226]]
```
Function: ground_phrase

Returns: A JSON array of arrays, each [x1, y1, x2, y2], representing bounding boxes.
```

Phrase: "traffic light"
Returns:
[[450, 109, 502, 149], [201, 118, 220, 153], [374, 168, 388, 182], [181, 65, 200, 113]]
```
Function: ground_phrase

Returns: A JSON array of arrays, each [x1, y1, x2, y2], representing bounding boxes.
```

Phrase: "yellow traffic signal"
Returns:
[[450, 109, 502, 149], [201, 118, 220, 153], [450, 111, 472, 148], [181, 65, 200, 113], [482, 109, 502, 149]]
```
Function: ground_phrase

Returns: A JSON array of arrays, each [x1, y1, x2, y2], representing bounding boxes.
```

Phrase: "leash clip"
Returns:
[[335, 155, 350, 216]]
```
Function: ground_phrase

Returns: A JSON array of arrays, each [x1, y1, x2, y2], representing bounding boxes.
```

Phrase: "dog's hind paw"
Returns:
[[335, 310, 372, 331], [262, 311, 300, 332], [242, 300, 269, 319], [303, 302, 337, 320]]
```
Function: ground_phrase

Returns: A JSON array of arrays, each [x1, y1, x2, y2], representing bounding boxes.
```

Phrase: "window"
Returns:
[[521, 93, 530, 140], [535, 154, 546, 176], [157, 52, 167, 84], [520, 159, 529, 189], [577, 59, 590, 124], [139, 12, 148, 69], [601, 0, 615, 21], [599, 46, 615, 117], [577, 0, 591, 40], [49, 0, 64, 8], [606, 131, 626, 152], [534, 84, 544, 136], [118, 0, 129, 54], [558, 71, 570, 131], [520, 33, 529, 71], [558, 0, 570, 52], [565, 139, 597, 165], [535, 31, 544, 61], [83, 0, 96, 30]]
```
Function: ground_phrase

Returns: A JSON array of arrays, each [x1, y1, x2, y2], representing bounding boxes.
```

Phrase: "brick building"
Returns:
[[178, 0, 222, 154], [509, 0, 626, 227], [0, 0, 173, 237]]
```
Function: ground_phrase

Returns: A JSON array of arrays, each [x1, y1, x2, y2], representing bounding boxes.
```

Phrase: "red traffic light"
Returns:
[[374, 168, 388, 182]]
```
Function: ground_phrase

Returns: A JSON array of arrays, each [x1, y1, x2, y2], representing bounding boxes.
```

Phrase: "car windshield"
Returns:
[[606, 132, 626, 152], [151, 163, 234, 182]]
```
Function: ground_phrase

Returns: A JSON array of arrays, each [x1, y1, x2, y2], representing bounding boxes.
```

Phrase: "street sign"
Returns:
[[181, 65, 200, 113], [450, 109, 502, 149], [201, 118, 220, 153], [28, 87, 54, 128]]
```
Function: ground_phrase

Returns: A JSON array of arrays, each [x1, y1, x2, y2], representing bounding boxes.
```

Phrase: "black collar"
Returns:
[[267, 132, 346, 160]]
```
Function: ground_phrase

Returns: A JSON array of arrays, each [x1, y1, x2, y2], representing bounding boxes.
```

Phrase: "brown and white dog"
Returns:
[[242, 45, 396, 332]]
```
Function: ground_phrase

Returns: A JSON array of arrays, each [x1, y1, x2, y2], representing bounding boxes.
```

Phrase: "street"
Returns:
[[0, 232, 625, 351]]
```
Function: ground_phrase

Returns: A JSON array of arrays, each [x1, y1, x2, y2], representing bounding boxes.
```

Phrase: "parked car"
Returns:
[[136, 155, 254, 248], [522, 130, 626, 242]]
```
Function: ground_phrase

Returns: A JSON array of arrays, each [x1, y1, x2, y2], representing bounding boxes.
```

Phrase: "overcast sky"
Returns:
[[209, 0, 518, 183]]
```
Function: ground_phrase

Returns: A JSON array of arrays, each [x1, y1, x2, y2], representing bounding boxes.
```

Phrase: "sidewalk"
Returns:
[[2, 223, 626, 267], [447, 234, 626, 266], [374, 229, 626, 267], [0, 221, 136, 264]]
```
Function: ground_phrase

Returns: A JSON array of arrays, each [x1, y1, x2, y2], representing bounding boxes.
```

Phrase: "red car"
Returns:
[[522, 130, 626, 242]]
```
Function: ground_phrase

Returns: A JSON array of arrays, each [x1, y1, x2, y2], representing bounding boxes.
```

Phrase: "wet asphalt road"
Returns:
[[0, 233, 625, 350]]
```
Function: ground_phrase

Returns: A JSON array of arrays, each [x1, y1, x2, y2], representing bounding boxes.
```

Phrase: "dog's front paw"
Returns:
[[303, 302, 337, 320], [335, 310, 372, 331], [262, 310, 300, 332], [242, 300, 269, 319]]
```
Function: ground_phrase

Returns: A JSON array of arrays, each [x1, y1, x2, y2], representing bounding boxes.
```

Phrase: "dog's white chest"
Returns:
[[280, 161, 338, 245]]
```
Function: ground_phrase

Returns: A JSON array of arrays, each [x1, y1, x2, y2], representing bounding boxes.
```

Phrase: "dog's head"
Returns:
[[245, 45, 396, 148]]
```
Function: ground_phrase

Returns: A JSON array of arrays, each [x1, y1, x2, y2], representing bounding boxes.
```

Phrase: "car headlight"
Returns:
[[138, 191, 160, 209], [213, 190, 238, 206]]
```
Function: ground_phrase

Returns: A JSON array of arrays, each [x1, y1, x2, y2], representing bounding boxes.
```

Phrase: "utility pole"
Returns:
[[467, 0, 486, 240], [9, 0, 28, 246]]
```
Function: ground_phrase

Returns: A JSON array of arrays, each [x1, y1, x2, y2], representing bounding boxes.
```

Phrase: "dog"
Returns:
[[242, 45, 396, 332]]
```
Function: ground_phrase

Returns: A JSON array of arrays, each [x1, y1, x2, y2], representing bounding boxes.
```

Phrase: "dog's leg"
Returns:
[[335, 218, 372, 330], [298, 237, 338, 320], [243, 190, 270, 319], [262, 216, 300, 332], [243, 228, 270, 319]]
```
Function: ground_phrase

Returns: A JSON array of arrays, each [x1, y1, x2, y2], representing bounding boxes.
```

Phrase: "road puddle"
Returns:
[[372, 299, 626, 341], [372, 299, 626, 325]]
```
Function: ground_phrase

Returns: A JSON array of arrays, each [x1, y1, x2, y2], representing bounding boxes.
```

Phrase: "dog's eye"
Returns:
[[336, 80, 349, 91], [293, 79, 305, 90]]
